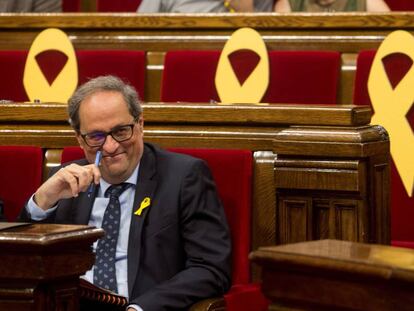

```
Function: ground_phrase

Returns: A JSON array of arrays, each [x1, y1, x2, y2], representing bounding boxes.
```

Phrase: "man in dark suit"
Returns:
[[22, 75, 231, 311]]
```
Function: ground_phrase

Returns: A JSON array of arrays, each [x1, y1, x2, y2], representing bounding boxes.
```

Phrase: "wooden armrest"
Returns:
[[189, 297, 226, 311]]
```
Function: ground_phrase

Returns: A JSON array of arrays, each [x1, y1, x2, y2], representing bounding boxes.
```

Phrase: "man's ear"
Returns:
[[138, 117, 144, 132], [75, 132, 85, 150]]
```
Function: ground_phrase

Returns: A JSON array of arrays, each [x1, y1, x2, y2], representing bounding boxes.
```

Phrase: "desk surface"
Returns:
[[251, 239, 414, 283], [251, 240, 414, 311]]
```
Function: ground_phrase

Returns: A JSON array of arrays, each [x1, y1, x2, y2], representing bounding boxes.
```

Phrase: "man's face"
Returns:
[[76, 90, 144, 184]]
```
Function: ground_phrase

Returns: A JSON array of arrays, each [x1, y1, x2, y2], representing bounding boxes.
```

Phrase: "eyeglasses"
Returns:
[[80, 123, 136, 147]]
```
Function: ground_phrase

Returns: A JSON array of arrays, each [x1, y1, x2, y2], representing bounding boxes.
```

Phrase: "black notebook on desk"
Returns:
[[79, 278, 128, 311]]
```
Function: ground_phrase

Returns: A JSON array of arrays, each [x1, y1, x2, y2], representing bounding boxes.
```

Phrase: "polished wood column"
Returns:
[[251, 239, 414, 311], [0, 223, 103, 311]]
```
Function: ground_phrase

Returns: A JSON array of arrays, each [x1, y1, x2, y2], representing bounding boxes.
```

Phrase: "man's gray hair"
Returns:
[[68, 75, 142, 132]]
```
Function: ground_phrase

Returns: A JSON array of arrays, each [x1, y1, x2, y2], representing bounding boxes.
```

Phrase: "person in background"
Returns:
[[274, 0, 390, 12], [0, 0, 61, 12], [21, 75, 231, 310], [137, 0, 274, 13]]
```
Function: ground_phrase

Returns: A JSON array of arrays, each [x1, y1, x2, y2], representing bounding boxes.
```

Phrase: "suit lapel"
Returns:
[[127, 144, 157, 297]]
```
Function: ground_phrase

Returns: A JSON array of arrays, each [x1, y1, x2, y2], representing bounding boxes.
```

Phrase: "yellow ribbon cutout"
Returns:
[[135, 197, 151, 216], [368, 30, 414, 197], [23, 28, 78, 103], [215, 27, 269, 104]]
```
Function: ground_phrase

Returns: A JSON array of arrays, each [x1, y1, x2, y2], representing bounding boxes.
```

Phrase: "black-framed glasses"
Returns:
[[81, 123, 136, 147]]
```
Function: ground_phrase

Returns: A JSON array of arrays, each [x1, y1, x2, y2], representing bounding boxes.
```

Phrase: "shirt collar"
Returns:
[[99, 163, 140, 196]]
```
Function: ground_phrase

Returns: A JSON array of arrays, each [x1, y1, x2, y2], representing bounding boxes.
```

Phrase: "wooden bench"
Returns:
[[0, 12, 412, 104]]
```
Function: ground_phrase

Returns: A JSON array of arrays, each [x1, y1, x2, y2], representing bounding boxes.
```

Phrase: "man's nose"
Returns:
[[102, 135, 119, 153]]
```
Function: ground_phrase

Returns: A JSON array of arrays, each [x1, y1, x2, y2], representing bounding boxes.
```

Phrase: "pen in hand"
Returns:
[[87, 150, 102, 197]]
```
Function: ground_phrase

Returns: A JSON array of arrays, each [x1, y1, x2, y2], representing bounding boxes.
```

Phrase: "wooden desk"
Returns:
[[251, 239, 414, 311], [0, 223, 103, 311]]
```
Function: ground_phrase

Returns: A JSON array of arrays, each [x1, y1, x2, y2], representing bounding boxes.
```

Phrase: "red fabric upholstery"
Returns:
[[224, 283, 269, 311], [76, 50, 146, 100], [0, 146, 43, 221], [161, 50, 221, 103], [353, 50, 414, 245], [62, 0, 81, 12], [385, 0, 414, 11], [392, 240, 414, 249], [61, 146, 268, 311], [263, 50, 340, 104], [0, 50, 146, 102], [61, 146, 85, 164], [168, 148, 253, 285], [0, 50, 29, 102], [96, 0, 142, 12], [161, 50, 340, 104]]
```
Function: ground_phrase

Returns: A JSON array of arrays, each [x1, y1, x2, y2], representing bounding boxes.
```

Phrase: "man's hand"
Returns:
[[34, 163, 101, 210]]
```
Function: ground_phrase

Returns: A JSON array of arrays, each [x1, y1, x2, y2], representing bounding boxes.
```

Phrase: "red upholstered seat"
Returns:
[[353, 50, 414, 247], [0, 50, 28, 102], [263, 50, 340, 104], [96, 0, 142, 12], [61, 146, 268, 311], [62, 0, 81, 12], [161, 50, 340, 104], [0, 50, 146, 102], [0, 146, 43, 221], [385, 0, 414, 11], [76, 50, 146, 100], [161, 50, 221, 103], [61, 146, 85, 164]]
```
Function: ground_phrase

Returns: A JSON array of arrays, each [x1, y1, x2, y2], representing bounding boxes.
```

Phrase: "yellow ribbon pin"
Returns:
[[368, 30, 414, 197], [135, 197, 151, 216]]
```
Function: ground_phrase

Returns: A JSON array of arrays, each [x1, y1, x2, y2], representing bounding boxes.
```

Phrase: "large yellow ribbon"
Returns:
[[368, 30, 414, 197], [23, 28, 78, 103], [215, 27, 269, 104]]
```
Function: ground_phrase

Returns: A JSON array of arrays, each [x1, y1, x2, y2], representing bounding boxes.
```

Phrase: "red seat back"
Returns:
[[62, 0, 81, 12], [353, 50, 414, 245], [0, 146, 43, 221], [385, 0, 414, 10], [76, 50, 146, 100], [263, 50, 340, 104], [0, 50, 28, 102], [61, 146, 253, 285], [161, 50, 221, 103], [0, 50, 146, 102], [161, 50, 340, 104], [96, 0, 142, 12]]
